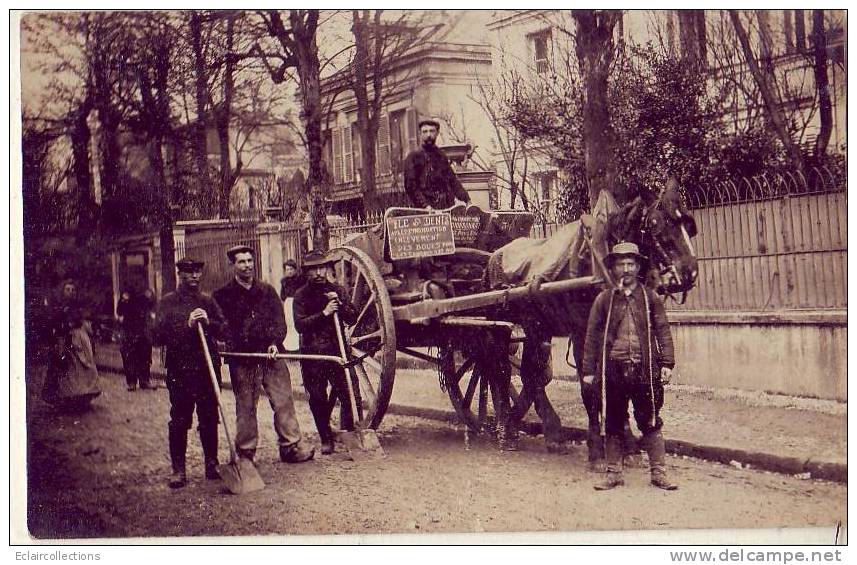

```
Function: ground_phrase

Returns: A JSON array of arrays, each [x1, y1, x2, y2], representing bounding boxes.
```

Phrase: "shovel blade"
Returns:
[[218, 459, 265, 495], [336, 429, 385, 461], [359, 430, 384, 453]]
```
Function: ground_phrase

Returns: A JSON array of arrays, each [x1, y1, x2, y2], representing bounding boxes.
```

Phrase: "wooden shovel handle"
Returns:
[[198, 324, 239, 462]]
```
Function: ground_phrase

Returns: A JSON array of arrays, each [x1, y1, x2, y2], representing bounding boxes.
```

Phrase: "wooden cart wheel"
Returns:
[[329, 246, 396, 429], [441, 332, 519, 433]]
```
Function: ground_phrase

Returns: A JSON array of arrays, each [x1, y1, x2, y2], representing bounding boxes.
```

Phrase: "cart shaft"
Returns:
[[393, 275, 601, 323]]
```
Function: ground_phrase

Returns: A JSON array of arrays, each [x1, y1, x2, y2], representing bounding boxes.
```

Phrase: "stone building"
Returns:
[[320, 11, 497, 218]]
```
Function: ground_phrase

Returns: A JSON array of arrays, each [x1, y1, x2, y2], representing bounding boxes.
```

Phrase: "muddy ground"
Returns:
[[25, 366, 846, 541]]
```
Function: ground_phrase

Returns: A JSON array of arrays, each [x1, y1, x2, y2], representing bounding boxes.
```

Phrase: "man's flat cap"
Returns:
[[283, 259, 298, 268], [418, 119, 440, 129], [176, 257, 205, 272], [226, 244, 254, 261], [303, 250, 333, 267]]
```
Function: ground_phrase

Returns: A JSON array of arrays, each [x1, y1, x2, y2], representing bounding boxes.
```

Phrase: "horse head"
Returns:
[[606, 178, 699, 299]]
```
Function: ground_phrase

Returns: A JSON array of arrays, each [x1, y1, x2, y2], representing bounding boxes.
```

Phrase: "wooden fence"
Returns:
[[682, 168, 846, 312]]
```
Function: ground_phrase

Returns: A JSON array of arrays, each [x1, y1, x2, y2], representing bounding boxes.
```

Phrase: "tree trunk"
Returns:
[[217, 15, 239, 218], [351, 10, 379, 209], [190, 11, 212, 213], [811, 10, 833, 159], [149, 134, 176, 293], [291, 10, 329, 251], [677, 10, 707, 68], [70, 97, 97, 240], [572, 9, 623, 206], [729, 10, 806, 172]]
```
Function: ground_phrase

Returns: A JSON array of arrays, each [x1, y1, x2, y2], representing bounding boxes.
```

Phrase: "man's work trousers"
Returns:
[[122, 336, 152, 388], [230, 359, 302, 460], [166, 366, 219, 472], [300, 359, 354, 444], [604, 361, 664, 439]]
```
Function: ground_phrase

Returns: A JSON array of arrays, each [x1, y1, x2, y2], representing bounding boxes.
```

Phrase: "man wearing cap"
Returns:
[[293, 250, 358, 455], [582, 242, 678, 491], [403, 119, 471, 209], [152, 258, 227, 488], [213, 245, 315, 465]]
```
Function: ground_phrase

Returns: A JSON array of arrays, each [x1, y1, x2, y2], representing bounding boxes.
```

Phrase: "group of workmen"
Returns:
[[148, 245, 360, 489], [121, 118, 678, 492]]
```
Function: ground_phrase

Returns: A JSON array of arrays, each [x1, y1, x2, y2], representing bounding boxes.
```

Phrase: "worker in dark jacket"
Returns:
[[152, 258, 227, 488], [117, 288, 156, 391], [293, 250, 358, 455], [403, 119, 471, 209], [213, 245, 314, 465], [582, 242, 677, 491]]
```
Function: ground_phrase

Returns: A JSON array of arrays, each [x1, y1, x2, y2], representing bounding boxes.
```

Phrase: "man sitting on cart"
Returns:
[[293, 250, 359, 455], [403, 118, 471, 210]]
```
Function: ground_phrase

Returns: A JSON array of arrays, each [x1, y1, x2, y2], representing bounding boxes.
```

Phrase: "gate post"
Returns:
[[256, 222, 285, 288]]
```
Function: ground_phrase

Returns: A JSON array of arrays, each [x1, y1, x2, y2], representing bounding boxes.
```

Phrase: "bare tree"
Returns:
[[127, 12, 180, 291], [728, 10, 806, 171], [347, 11, 440, 207], [810, 10, 833, 159], [188, 10, 213, 209], [253, 10, 330, 250], [571, 9, 624, 205], [22, 13, 133, 238]]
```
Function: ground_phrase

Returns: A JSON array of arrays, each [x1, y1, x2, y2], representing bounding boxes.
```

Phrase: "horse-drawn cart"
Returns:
[[323, 203, 610, 433], [321, 179, 700, 451]]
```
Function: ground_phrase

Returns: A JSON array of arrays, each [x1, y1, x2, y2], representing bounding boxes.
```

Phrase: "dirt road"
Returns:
[[25, 367, 846, 540]]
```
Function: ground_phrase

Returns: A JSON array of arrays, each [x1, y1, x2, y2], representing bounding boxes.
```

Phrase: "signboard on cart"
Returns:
[[386, 212, 456, 260]]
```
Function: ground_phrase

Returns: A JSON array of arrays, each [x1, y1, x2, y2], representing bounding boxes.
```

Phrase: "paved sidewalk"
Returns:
[[95, 344, 846, 482]]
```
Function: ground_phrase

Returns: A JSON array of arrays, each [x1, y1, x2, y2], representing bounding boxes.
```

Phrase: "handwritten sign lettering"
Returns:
[[386, 213, 456, 260]]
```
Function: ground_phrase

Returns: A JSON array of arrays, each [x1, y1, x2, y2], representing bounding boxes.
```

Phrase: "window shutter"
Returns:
[[332, 128, 343, 184], [406, 108, 419, 151], [377, 115, 391, 175], [351, 124, 362, 181], [343, 125, 354, 183]]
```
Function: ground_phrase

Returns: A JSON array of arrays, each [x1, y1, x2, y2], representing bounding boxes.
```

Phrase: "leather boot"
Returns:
[[319, 428, 335, 455], [168, 426, 187, 488], [199, 425, 220, 480], [594, 436, 625, 490], [587, 426, 606, 472], [645, 431, 678, 490], [622, 422, 645, 468], [498, 418, 519, 451], [168, 469, 187, 489], [280, 441, 315, 463]]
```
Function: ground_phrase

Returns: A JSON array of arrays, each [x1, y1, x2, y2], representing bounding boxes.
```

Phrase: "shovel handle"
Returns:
[[333, 312, 361, 427], [198, 324, 239, 463]]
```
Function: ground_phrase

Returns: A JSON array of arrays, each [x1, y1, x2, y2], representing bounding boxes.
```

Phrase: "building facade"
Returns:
[[320, 11, 497, 217], [485, 9, 847, 214]]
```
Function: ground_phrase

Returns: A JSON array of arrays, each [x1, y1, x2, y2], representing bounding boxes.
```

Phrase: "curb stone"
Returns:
[[95, 362, 847, 484]]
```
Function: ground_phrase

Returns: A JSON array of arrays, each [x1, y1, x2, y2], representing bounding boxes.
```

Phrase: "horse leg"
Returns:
[[569, 329, 605, 465]]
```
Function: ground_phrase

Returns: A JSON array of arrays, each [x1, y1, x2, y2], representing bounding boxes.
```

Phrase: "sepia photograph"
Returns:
[[11, 7, 847, 545]]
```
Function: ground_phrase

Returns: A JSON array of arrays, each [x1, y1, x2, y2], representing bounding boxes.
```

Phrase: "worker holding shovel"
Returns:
[[213, 245, 315, 466], [152, 258, 228, 489], [293, 250, 358, 455]]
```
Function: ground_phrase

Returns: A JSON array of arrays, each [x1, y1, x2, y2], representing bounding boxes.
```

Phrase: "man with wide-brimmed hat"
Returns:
[[152, 257, 227, 488], [402, 118, 471, 209], [292, 250, 358, 455], [213, 245, 315, 466], [581, 242, 678, 491]]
